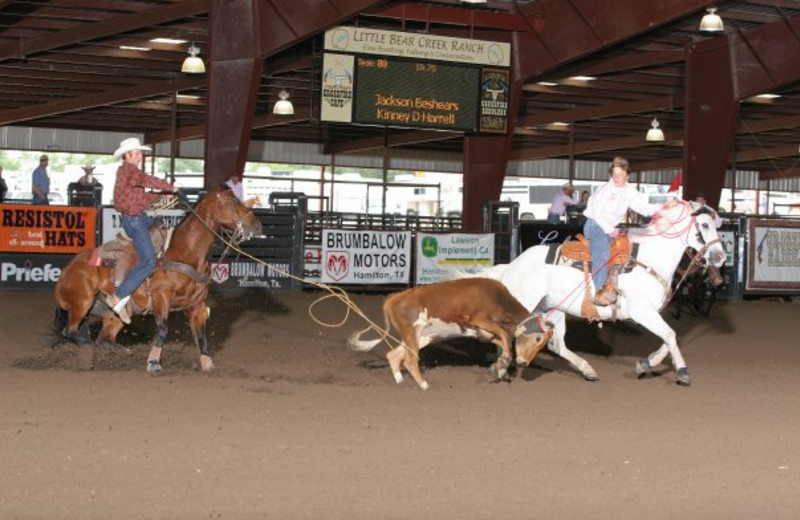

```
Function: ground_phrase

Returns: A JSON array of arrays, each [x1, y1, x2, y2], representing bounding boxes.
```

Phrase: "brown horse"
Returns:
[[54, 186, 262, 372]]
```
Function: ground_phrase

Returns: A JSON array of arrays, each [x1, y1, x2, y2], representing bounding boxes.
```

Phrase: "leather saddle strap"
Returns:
[[580, 262, 600, 321], [160, 260, 210, 284]]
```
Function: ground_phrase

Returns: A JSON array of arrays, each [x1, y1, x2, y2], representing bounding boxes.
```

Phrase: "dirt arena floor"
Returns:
[[1, 287, 798, 519]]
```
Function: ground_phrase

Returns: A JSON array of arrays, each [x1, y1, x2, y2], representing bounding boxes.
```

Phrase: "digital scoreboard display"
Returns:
[[320, 27, 510, 134], [353, 57, 479, 132]]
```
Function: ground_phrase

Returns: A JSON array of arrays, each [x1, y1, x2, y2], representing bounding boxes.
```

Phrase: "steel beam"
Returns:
[[0, 0, 211, 61], [325, 130, 460, 155], [0, 77, 204, 126], [683, 37, 738, 207]]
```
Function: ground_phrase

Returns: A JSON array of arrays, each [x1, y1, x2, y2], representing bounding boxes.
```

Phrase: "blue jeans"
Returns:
[[116, 214, 157, 299], [584, 218, 611, 289], [32, 195, 49, 205], [547, 213, 561, 224]]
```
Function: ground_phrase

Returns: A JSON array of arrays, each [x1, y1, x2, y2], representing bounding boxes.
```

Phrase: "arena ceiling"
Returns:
[[1, 0, 799, 179]]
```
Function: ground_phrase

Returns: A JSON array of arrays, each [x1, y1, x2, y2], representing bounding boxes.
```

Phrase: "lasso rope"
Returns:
[[171, 195, 404, 352]]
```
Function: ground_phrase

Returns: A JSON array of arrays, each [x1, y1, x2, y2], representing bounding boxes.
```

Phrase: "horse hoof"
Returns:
[[200, 355, 215, 372], [675, 367, 691, 386], [636, 358, 652, 378], [147, 360, 163, 374], [584, 373, 599, 382], [488, 364, 508, 382]]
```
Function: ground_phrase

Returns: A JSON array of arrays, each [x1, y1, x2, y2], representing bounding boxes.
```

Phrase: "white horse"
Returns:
[[477, 200, 725, 386]]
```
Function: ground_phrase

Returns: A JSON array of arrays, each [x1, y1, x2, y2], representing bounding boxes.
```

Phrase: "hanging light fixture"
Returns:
[[699, 7, 724, 33], [273, 90, 294, 115], [181, 43, 205, 74], [646, 117, 665, 142]]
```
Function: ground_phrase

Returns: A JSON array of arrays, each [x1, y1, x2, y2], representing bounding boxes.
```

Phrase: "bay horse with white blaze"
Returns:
[[54, 186, 262, 372], [474, 199, 725, 386]]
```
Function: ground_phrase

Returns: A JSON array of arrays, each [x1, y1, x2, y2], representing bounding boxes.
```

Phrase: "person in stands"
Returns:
[[694, 191, 723, 228], [31, 154, 50, 205], [547, 183, 580, 224], [77, 163, 99, 185], [105, 138, 177, 324], [583, 156, 660, 306], [225, 172, 245, 202], [0, 165, 8, 203]]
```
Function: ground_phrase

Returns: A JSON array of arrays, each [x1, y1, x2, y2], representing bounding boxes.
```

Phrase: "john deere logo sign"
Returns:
[[421, 236, 438, 257]]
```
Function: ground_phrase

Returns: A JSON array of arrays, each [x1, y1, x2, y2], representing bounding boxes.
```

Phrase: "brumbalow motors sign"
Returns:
[[321, 229, 411, 284]]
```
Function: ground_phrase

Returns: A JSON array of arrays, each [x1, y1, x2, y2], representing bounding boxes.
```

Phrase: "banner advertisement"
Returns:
[[303, 245, 322, 283], [519, 222, 582, 250], [746, 219, 800, 292], [415, 233, 494, 285], [324, 26, 510, 67], [0, 253, 72, 288], [208, 259, 295, 291], [321, 229, 411, 284], [1, 204, 97, 254], [101, 207, 186, 243]]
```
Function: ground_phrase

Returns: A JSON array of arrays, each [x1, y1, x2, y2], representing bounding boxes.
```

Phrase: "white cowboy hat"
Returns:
[[82, 163, 95, 171], [113, 137, 151, 159]]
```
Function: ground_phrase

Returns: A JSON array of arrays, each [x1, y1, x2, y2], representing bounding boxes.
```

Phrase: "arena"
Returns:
[[1, 288, 798, 519]]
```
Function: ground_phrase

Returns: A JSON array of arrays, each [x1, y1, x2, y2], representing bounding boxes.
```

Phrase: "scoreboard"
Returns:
[[321, 27, 510, 134], [353, 56, 479, 131]]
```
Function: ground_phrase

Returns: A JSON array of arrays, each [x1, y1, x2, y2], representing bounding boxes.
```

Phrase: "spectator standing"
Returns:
[[77, 163, 99, 185], [0, 165, 7, 203], [105, 138, 177, 324], [547, 183, 580, 224], [578, 190, 590, 209], [31, 154, 50, 205], [694, 191, 723, 228], [225, 172, 245, 202]]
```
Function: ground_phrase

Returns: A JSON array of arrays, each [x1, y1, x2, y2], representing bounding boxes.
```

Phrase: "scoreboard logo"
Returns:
[[321, 53, 355, 123]]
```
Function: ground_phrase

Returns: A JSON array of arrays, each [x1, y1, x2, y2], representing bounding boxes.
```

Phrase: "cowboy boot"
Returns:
[[593, 265, 621, 306], [593, 280, 618, 306]]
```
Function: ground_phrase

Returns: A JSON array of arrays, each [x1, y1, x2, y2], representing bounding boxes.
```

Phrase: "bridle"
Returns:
[[670, 215, 723, 299]]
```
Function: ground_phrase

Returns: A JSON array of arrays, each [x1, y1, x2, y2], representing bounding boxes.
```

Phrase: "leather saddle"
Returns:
[[93, 224, 170, 288], [560, 233, 632, 268], [559, 233, 633, 321]]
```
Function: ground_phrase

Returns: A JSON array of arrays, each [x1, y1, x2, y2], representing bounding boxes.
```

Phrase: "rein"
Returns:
[[161, 192, 249, 283]]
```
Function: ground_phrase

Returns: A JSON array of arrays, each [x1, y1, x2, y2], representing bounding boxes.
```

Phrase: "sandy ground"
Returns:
[[1, 287, 799, 519]]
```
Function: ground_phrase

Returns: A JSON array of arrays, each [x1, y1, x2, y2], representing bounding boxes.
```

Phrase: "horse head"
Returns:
[[196, 187, 263, 243], [686, 201, 726, 270]]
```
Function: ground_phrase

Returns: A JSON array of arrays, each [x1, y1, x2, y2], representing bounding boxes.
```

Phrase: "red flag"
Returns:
[[668, 171, 682, 192]]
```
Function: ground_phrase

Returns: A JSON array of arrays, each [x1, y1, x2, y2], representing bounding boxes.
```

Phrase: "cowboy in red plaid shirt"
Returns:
[[105, 137, 177, 324]]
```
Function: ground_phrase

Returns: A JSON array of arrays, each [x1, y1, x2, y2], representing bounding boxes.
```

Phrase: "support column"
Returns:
[[204, 0, 263, 189], [683, 37, 738, 209]]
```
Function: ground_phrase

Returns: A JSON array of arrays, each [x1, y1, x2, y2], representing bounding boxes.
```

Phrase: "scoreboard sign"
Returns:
[[322, 26, 510, 134]]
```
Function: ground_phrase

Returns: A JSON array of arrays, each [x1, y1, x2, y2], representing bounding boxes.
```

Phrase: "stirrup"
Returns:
[[105, 294, 132, 325], [593, 288, 618, 306]]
